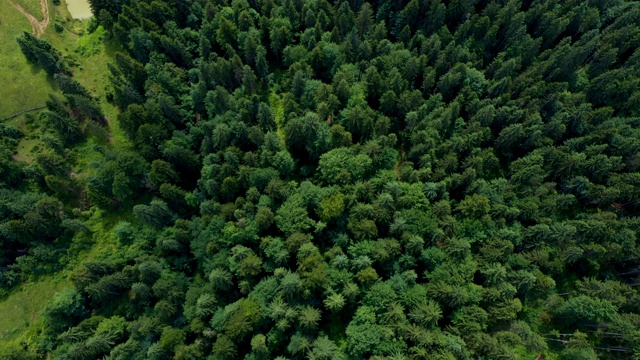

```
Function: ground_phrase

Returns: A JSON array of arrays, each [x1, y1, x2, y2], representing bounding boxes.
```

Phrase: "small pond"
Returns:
[[66, 0, 92, 20]]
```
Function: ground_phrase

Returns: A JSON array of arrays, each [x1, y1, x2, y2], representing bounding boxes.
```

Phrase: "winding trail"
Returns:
[[6, 0, 50, 37]]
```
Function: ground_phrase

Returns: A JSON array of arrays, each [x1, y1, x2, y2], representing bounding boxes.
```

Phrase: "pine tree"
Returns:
[[45, 111, 83, 145], [55, 74, 91, 97]]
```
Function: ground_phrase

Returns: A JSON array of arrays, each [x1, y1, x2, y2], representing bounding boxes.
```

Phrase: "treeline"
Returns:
[[0, 31, 110, 292], [3, 0, 640, 359]]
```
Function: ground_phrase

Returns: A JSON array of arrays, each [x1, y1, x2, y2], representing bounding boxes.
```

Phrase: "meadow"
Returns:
[[0, 276, 71, 341], [0, 0, 54, 119]]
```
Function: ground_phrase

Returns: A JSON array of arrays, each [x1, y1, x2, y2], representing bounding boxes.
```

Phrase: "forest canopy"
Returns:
[[3, 0, 640, 359]]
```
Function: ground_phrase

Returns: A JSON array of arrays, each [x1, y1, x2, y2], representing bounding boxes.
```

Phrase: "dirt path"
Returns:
[[6, 0, 50, 37]]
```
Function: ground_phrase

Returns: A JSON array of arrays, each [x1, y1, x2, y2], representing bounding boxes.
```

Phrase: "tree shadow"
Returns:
[[27, 60, 43, 75], [103, 36, 123, 58], [45, 71, 60, 92]]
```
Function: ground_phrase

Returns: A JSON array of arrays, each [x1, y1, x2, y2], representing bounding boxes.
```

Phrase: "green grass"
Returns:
[[0, 276, 72, 341], [268, 87, 286, 143], [13, 137, 40, 163], [6, 111, 42, 163], [84, 208, 135, 258], [0, 1, 56, 119], [44, 22, 129, 148], [75, 23, 105, 56], [13, 0, 44, 22]]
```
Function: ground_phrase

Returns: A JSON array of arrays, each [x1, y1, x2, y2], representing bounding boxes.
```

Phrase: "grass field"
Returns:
[[0, 0, 55, 119], [0, 276, 72, 341], [12, 0, 44, 22]]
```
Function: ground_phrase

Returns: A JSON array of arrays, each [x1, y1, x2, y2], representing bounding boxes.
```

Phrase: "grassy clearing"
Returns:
[[269, 88, 287, 143], [0, 275, 72, 341], [44, 20, 128, 148], [0, 0, 55, 119], [2, 0, 128, 161], [85, 208, 136, 258], [13, 137, 40, 163], [13, 0, 44, 22]]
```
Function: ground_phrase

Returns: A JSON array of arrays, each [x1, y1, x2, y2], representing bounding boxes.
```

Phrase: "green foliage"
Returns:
[[6, 0, 640, 359], [133, 200, 175, 228], [16, 32, 67, 75], [318, 192, 345, 222], [275, 195, 315, 235], [318, 148, 372, 185]]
